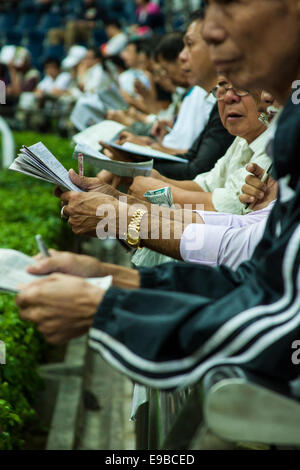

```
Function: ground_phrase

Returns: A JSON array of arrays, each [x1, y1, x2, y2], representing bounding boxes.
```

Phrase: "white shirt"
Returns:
[[37, 72, 72, 93], [119, 69, 150, 96], [194, 125, 273, 214], [83, 64, 111, 95], [105, 33, 128, 56], [162, 87, 216, 150], [180, 201, 276, 270]]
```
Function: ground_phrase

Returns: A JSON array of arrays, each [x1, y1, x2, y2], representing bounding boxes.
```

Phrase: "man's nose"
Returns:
[[202, 5, 227, 46], [179, 47, 188, 63], [223, 89, 241, 104]]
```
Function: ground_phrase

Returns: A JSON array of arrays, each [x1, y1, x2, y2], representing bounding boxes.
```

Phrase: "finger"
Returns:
[[242, 183, 265, 200], [54, 186, 63, 198], [27, 255, 62, 275], [111, 175, 121, 189], [16, 283, 44, 308], [239, 193, 255, 205], [245, 174, 266, 191], [19, 306, 44, 323], [60, 191, 76, 204], [99, 141, 113, 151], [246, 163, 266, 180], [69, 169, 90, 190]]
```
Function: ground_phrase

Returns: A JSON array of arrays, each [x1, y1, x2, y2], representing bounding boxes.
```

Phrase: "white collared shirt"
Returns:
[[194, 125, 274, 214], [162, 87, 216, 150]]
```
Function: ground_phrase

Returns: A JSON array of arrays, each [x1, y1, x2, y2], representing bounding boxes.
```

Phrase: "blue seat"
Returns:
[[5, 31, 23, 46], [38, 12, 62, 32], [93, 30, 108, 47], [15, 12, 41, 32], [42, 44, 65, 61], [0, 12, 18, 33]]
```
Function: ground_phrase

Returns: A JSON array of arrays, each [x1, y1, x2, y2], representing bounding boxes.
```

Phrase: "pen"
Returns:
[[245, 163, 273, 210], [78, 153, 84, 177], [35, 234, 50, 258]]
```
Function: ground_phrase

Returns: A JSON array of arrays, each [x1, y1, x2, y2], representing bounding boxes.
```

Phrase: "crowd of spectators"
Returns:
[[1, 0, 300, 447]]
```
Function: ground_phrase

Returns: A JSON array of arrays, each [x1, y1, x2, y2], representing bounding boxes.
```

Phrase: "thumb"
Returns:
[[246, 163, 266, 179], [69, 169, 91, 190], [27, 256, 62, 275]]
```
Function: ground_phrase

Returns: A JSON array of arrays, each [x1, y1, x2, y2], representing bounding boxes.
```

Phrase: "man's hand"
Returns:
[[16, 274, 104, 345], [28, 250, 105, 278], [129, 176, 167, 199], [100, 141, 137, 163], [117, 131, 153, 146], [152, 119, 172, 142], [60, 191, 128, 238], [240, 163, 278, 211], [69, 169, 121, 196], [29, 250, 141, 290]]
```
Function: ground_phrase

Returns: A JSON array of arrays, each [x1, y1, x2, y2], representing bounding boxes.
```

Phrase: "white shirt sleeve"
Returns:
[[54, 72, 72, 90], [180, 202, 275, 270]]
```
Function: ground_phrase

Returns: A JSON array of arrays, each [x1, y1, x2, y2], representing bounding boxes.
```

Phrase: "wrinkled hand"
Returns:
[[28, 249, 104, 278], [129, 176, 166, 200], [16, 274, 104, 345], [240, 163, 278, 211], [69, 169, 120, 196], [60, 191, 128, 238]]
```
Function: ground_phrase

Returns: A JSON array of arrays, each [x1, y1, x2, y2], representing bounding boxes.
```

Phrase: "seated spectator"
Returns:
[[135, 0, 164, 31], [101, 19, 128, 58], [119, 40, 152, 98], [76, 48, 111, 95], [48, 0, 108, 49], [125, 77, 272, 214], [6, 47, 40, 106], [35, 57, 72, 98], [117, 20, 218, 155]]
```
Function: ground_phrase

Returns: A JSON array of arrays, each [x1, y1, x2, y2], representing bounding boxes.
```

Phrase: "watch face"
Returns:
[[128, 227, 139, 241]]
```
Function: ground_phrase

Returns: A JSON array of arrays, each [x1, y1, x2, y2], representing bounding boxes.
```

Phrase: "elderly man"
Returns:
[[17, 0, 300, 390]]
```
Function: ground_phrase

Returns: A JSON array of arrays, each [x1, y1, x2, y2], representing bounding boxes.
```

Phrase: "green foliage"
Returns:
[[0, 132, 74, 449]]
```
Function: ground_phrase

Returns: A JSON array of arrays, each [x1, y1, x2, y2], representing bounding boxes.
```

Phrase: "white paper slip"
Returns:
[[104, 141, 189, 163], [74, 143, 153, 178], [9, 142, 84, 192], [0, 249, 114, 294], [86, 276, 113, 291], [73, 120, 126, 151]]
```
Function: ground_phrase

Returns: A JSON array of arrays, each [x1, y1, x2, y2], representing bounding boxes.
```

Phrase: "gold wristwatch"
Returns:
[[126, 209, 147, 248]]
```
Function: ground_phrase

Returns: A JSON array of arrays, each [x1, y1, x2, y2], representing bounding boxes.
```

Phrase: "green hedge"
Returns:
[[0, 132, 75, 449]]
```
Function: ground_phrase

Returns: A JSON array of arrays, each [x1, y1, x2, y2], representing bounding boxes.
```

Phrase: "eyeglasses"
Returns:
[[212, 84, 250, 101]]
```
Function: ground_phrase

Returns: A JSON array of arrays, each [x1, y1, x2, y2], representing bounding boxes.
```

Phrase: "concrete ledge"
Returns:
[[46, 375, 83, 450]]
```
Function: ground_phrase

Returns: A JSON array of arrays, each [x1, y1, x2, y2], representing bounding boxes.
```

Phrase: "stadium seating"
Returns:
[[15, 12, 41, 33], [38, 12, 62, 32], [0, 12, 18, 33]]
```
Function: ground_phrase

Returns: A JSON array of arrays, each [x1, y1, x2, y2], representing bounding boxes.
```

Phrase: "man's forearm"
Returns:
[[138, 211, 204, 260], [153, 173, 203, 192], [171, 187, 216, 210], [101, 262, 141, 290]]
